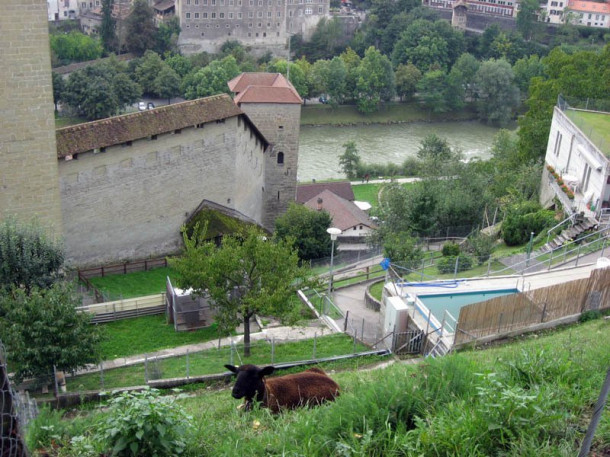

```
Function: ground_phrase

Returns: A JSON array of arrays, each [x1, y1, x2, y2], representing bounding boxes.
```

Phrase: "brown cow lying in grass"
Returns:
[[224, 364, 340, 413]]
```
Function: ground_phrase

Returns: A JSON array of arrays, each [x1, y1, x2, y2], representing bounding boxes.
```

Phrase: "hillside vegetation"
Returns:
[[31, 316, 610, 456]]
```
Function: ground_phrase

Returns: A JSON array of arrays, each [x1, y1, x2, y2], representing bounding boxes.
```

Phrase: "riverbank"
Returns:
[[301, 102, 478, 127]]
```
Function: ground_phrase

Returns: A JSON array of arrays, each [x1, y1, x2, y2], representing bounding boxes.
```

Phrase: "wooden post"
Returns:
[[186, 349, 189, 379], [361, 318, 365, 341], [271, 337, 275, 364], [145, 355, 149, 383], [124, 263, 127, 274], [578, 367, 610, 457], [100, 363, 105, 390], [145, 259, 148, 271], [540, 303, 547, 323], [344, 310, 349, 332], [102, 266, 105, 277]]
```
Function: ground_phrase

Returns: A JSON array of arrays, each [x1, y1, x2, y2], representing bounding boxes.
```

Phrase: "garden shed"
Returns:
[[165, 277, 216, 331]]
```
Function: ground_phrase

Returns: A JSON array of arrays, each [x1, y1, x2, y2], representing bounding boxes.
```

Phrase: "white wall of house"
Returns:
[[339, 224, 374, 239], [543, 107, 610, 213], [48, 0, 80, 20]]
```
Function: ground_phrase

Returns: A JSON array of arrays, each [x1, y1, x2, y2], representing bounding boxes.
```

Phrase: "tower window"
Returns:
[[277, 151, 284, 164]]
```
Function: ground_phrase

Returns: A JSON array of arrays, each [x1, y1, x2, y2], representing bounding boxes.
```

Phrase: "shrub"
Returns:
[[437, 255, 473, 273], [579, 310, 602, 323], [94, 388, 192, 457], [465, 233, 494, 264], [501, 203, 555, 246], [441, 242, 461, 257]]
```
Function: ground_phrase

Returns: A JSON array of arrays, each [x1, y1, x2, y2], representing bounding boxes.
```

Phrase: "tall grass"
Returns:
[[37, 316, 610, 456]]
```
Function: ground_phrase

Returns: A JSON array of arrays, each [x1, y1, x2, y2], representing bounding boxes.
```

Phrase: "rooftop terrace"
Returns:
[[565, 109, 610, 157]]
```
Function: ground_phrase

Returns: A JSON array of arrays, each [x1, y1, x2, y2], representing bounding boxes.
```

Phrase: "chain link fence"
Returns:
[[1, 340, 34, 456]]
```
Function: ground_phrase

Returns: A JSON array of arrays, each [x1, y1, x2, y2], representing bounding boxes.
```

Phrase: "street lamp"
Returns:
[[327, 227, 342, 299]]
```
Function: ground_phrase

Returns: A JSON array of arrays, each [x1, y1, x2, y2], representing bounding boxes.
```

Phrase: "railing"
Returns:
[[77, 294, 165, 323], [545, 213, 576, 246]]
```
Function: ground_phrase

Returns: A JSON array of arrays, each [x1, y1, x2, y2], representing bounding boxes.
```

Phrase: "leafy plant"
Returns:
[[94, 389, 192, 456], [441, 241, 461, 257], [579, 310, 602, 323], [437, 255, 473, 273]]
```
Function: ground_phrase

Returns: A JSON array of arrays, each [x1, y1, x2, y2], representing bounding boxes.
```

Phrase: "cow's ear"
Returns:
[[260, 366, 275, 377], [225, 364, 238, 374]]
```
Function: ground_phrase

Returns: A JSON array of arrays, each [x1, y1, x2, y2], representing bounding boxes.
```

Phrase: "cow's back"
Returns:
[[265, 372, 339, 412]]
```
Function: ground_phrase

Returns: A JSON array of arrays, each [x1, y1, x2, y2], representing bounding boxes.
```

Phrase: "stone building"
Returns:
[[2, 0, 304, 267], [1, 0, 64, 238], [176, 0, 330, 54], [423, 0, 517, 18], [452, 0, 468, 29]]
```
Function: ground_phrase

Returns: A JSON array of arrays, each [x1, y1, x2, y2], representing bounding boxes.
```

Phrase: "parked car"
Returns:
[[138, 101, 147, 111], [319, 95, 329, 104]]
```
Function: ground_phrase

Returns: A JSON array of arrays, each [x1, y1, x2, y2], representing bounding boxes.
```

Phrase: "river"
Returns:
[[297, 121, 507, 182]]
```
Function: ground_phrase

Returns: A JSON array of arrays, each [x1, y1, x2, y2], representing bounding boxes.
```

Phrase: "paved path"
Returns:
[[331, 282, 384, 346]]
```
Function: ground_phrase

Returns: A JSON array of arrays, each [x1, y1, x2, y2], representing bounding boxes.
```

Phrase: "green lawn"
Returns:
[[98, 315, 225, 360], [566, 109, 610, 156], [351, 183, 381, 209], [87, 267, 177, 300], [67, 333, 370, 392], [301, 101, 477, 126]]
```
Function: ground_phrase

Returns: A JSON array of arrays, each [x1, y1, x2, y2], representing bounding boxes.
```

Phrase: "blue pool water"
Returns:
[[418, 288, 519, 320]]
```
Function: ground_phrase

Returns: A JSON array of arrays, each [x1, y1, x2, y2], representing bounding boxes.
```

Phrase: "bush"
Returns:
[[579, 310, 602, 323], [465, 233, 494, 265], [501, 203, 555, 246], [441, 242, 461, 257], [94, 389, 192, 457], [437, 255, 473, 273]]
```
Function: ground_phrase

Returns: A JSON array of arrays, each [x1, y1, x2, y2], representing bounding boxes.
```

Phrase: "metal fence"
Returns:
[[65, 334, 376, 392], [1, 341, 33, 456]]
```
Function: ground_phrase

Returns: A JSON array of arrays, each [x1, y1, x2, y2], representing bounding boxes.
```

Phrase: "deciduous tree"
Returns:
[[474, 59, 520, 126], [125, 0, 157, 56], [171, 226, 314, 357], [355, 46, 395, 113], [100, 0, 117, 54], [0, 283, 102, 383], [275, 203, 333, 261], [339, 141, 362, 179], [395, 63, 421, 101]]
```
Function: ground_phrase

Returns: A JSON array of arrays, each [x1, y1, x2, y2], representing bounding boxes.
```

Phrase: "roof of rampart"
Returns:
[[56, 94, 268, 157]]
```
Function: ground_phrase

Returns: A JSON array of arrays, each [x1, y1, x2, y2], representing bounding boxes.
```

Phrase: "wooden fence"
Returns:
[[455, 267, 610, 345], [78, 294, 165, 324], [78, 257, 168, 279]]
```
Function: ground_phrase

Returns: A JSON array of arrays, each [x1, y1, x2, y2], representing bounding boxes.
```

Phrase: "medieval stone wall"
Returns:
[[0, 0, 63, 237], [59, 117, 267, 266]]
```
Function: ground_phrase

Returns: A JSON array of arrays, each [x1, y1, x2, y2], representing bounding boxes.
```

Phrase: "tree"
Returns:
[[339, 141, 362, 179], [181, 56, 240, 99], [395, 63, 421, 101], [451, 53, 480, 100], [416, 70, 449, 114], [135, 51, 166, 95], [512, 54, 545, 93], [155, 16, 181, 55], [50, 30, 103, 65], [154, 66, 181, 104], [63, 60, 141, 120], [267, 59, 308, 98], [354, 46, 395, 113], [417, 134, 454, 162], [517, 0, 540, 41], [474, 59, 520, 126], [52, 71, 65, 113], [100, 0, 117, 54], [0, 283, 102, 383], [165, 53, 193, 78], [275, 203, 333, 261], [382, 231, 423, 270], [125, 0, 157, 56], [171, 226, 314, 357], [325, 57, 348, 104], [0, 218, 64, 292]]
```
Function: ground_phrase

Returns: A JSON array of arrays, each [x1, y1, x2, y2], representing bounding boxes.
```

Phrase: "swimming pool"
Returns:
[[417, 288, 519, 321]]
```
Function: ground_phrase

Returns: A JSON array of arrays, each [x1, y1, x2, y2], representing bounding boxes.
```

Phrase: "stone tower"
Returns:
[[228, 73, 302, 230], [452, 0, 468, 30], [0, 0, 63, 236]]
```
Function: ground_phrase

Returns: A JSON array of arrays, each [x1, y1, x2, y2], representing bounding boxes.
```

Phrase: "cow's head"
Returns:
[[225, 364, 275, 405]]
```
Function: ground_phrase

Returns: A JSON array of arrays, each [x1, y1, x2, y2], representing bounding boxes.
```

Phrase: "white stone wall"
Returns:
[[543, 107, 610, 211], [59, 117, 266, 266]]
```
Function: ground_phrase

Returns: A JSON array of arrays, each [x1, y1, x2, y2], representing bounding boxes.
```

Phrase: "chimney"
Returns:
[[317, 198, 323, 211]]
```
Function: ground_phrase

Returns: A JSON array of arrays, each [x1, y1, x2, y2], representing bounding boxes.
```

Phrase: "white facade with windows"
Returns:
[[48, 0, 80, 21], [541, 106, 610, 219]]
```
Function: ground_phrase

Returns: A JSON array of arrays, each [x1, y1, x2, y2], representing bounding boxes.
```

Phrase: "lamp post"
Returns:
[[327, 227, 342, 299]]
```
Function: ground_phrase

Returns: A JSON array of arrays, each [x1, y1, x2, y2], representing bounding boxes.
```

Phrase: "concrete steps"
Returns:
[[540, 217, 597, 253]]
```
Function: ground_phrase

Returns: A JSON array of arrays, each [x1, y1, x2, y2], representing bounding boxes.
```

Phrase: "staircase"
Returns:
[[539, 217, 597, 253]]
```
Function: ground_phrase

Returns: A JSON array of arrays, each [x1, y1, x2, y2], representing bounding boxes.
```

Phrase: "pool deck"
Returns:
[[385, 264, 600, 352], [389, 264, 597, 297]]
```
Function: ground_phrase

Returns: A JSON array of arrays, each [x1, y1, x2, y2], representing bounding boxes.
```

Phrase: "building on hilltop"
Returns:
[[540, 96, 610, 233], [544, 0, 610, 27], [176, 0, 330, 55]]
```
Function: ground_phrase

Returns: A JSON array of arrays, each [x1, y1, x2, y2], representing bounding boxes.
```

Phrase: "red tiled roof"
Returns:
[[234, 86, 302, 104], [303, 190, 376, 231], [228, 73, 285, 93], [55, 94, 269, 157], [228, 72, 303, 105], [296, 181, 355, 203], [568, 0, 610, 13]]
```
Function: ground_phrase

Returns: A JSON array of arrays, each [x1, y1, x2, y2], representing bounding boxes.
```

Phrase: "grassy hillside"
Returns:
[[30, 316, 610, 456]]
